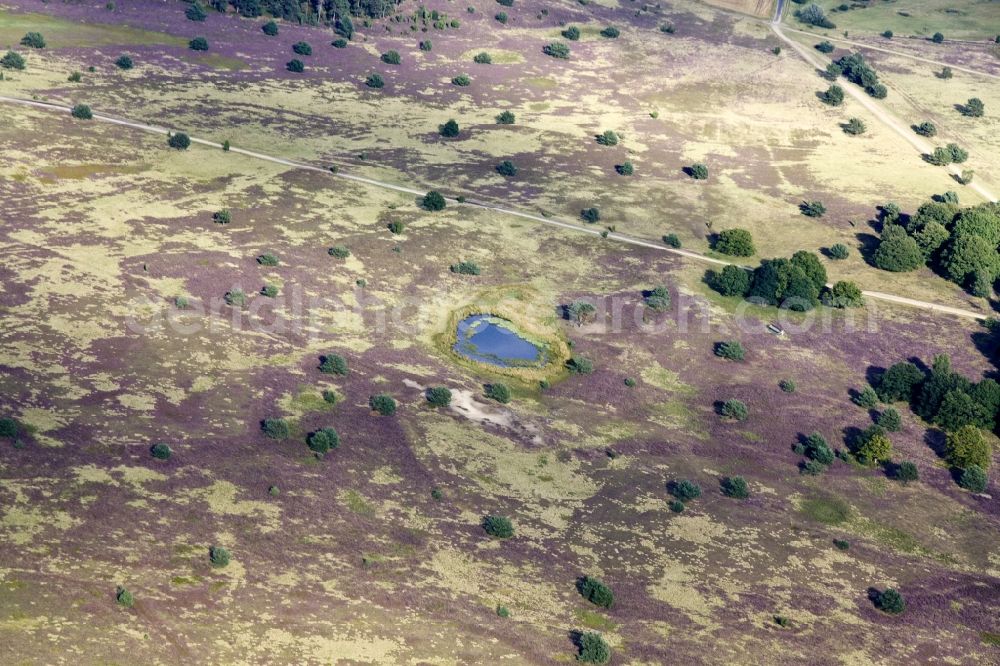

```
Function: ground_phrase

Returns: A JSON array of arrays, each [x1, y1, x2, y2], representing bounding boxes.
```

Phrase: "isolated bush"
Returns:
[[486, 383, 512, 403], [261, 284, 278, 297], [958, 464, 988, 492], [209, 546, 230, 568], [579, 576, 614, 608], [116, 586, 134, 608], [914, 121, 937, 137], [20, 32, 46, 49], [715, 340, 745, 361], [168, 133, 191, 150], [779, 379, 796, 393], [662, 233, 681, 248], [596, 130, 619, 146], [1, 50, 25, 70], [423, 190, 446, 210], [71, 104, 93, 120], [857, 427, 892, 465], [68, 71, 83, 82], [307, 427, 340, 453], [815, 40, 834, 53], [568, 300, 597, 324], [262, 418, 290, 440], [715, 229, 755, 256], [800, 201, 826, 218], [262, 20, 279, 36], [115, 54, 134, 70], [961, 97, 984, 118], [427, 386, 452, 407], [804, 432, 835, 465], [496, 110, 515, 124], [882, 29, 893, 38], [600, 26, 620, 38], [947, 143, 968, 163], [688, 163, 709, 180], [876, 361, 924, 403], [369, 394, 397, 416], [224, 289, 246, 308], [873, 225, 923, 272], [450, 260, 481, 276], [581, 207, 601, 224], [286, 58, 305, 72], [0, 417, 20, 439], [824, 280, 864, 308], [496, 160, 518, 177], [543, 42, 570, 59], [894, 461, 919, 484], [797, 4, 835, 28], [567, 356, 594, 374], [945, 425, 991, 469], [645, 286, 671, 311], [820, 84, 844, 106], [378, 50, 400, 66], [843, 117, 866, 135], [257, 253, 278, 266], [186, 2, 207, 21], [721, 399, 748, 421], [562, 26, 580, 40], [366, 73, 384, 88], [419, 39, 432, 51], [669, 499, 685, 512], [328, 245, 350, 259], [150, 443, 171, 460], [495, 11, 508, 23], [875, 588, 905, 614], [801, 459, 826, 475], [213, 209, 231, 224], [670, 479, 702, 502], [452, 74, 471, 86], [332, 38, 348, 48], [387, 221, 406, 234], [291, 41, 312, 56], [616, 161, 634, 176], [439, 119, 460, 137], [483, 514, 514, 538], [322, 390, 337, 404], [877, 407, 902, 431], [712, 265, 751, 297], [932, 32, 944, 43], [720, 476, 749, 499], [319, 353, 348, 375], [189, 37, 209, 51], [473, 51, 492, 64]]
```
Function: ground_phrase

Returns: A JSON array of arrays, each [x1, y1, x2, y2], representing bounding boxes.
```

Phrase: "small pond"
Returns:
[[453, 314, 545, 367]]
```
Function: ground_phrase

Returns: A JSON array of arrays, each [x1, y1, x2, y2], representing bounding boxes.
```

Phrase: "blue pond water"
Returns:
[[453, 315, 544, 367]]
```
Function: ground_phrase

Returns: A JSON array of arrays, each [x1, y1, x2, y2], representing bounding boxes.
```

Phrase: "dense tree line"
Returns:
[[226, 0, 400, 23], [709, 250, 839, 312]]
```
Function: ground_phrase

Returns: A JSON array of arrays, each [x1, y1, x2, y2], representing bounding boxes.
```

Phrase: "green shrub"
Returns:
[[189, 37, 209, 51], [833, 539, 850, 550], [669, 499, 685, 512], [624, 377, 637, 387], [576, 632, 611, 664], [715, 229, 755, 256], [419, 39, 432, 51], [958, 464, 988, 492], [721, 399, 748, 421], [616, 161, 634, 176], [483, 514, 514, 538], [875, 588, 905, 614], [116, 586, 134, 608], [262, 418, 290, 439], [168, 133, 191, 150], [261, 284, 278, 298], [496, 605, 510, 617], [366, 72, 384, 88], [932, 32, 944, 43], [543, 42, 570, 59], [262, 20, 279, 36], [562, 26, 581, 40], [670, 479, 701, 502], [829, 243, 850, 259], [873, 225, 923, 272], [945, 425, 991, 469], [567, 356, 594, 374], [581, 207, 601, 224], [427, 386, 452, 407], [452, 74, 471, 86], [115, 54, 134, 70], [450, 261, 481, 275], [882, 30, 893, 38], [496, 110, 515, 124], [815, 41, 834, 53], [495, 11, 508, 23], [687, 163, 709, 180], [1, 51, 26, 70], [212, 209, 231, 224], [711, 265, 751, 297], [893, 461, 919, 484], [286, 58, 305, 72], [292, 41, 313, 56], [820, 84, 844, 106], [186, 3, 207, 21], [307, 427, 340, 453], [257, 253, 278, 266], [439, 119, 460, 137], [319, 354, 348, 375], [578, 576, 614, 608], [960, 97, 984, 118], [914, 121, 936, 137], [877, 407, 902, 432], [20, 32, 46, 48], [843, 117, 866, 136], [856, 427, 892, 465], [224, 289, 246, 307], [662, 233, 681, 248], [0, 417, 21, 439], [779, 379, 796, 393], [150, 443, 171, 460], [209, 546, 230, 568], [388, 221, 406, 234], [645, 286, 671, 311], [68, 71, 83, 82], [479, 382, 512, 405], [423, 190, 446, 210], [720, 475, 749, 499], [328, 245, 350, 259], [496, 160, 518, 177], [714, 340, 745, 361], [800, 201, 827, 217], [332, 38, 348, 48], [600, 26, 620, 38], [473, 51, 492, 64], [804, 432, 835, 465], [824, 281, 864, 308], [322, 389, 337, 404], [71, 104, 93, 120], [369, 394, 397, 416]]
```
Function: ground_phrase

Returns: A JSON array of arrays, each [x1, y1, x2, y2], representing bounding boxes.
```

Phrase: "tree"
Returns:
[[189, 37, 209, 51], [857, 428, 892, 465], [496, 160, 518, 177], [209, 546, 230, 567], [168, 133, 191, 150], [292, 41, 312, 56], [419, 39, 432, 51], [616, 161, 634, 176], [800, 201, 826, 217], [882, 30, 893, 39], [670, 479, 702, 502], [262, 418, 290, 439], [596, 130, 619, 146], [947, 143, 968, 163], [715, 341, 745, 361], [20, 32, 45, 49], [439, 119, 460, 137], [645, 286, 671, 311], [366, 73, 384, 88], [71, 104, 93, 120], [815, 41, 835, 53], [791, 250, 827, 291], [804, 432, 835, 465], [877, 407, 902, 432], [116, 586, 134, 608], [579, 576, 614, 608], [688, 163, 709, 180], [186, 2, 208, 21], [483, 514, 513, 538], [873, 225, 923, 272], [712, 265, 751, 297], [486, 383, 511, 403], [940, 233, 999, 285], [581, 207, 601, 224], [894, 461, 919, 484], [332, 38, 348, 48], [307, 427, 340, 454], [721, 476, 749, 499], [961, 98, 984, 118], [473, 51, 492, 64], [262, 20, 279, 36], [369, 394, 397, 416], [427, 387, 452, 407], [932, 32, 944, 43], [715, 229, 755, 256], [843, 117, 866, 135], [576, 632, 611, 664], [958, 465, 988, 492], [797, 4, 835, 28], [451, 74, 471, 86], [820, 84, 844, 106], [913, 221, 949, 258], [543, 42, 570, 59], [1, 51, 26, 70], [423, 191, 446, 210], [824, 281, 864, 308], [721, 399, 748, 421], [495, 11, 508, 23], [945, 425, 992, 469], [935, 390, 993, 431], [914, 121, 937, 137], [875, 588, 905, 614], [829, 243, 850, 259], [496, 110, 515, 124], [854, 386, 879, 408], [876, 362, 924, 403], [150, 443, 171, 460], [287, 59, 305, 72], [600, 26, 620, 38], [114, 54, 134, 70], [562, 26, 580, 40]]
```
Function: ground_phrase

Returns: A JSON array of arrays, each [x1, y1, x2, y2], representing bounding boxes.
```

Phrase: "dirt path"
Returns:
[[0, 94, 990, 322]]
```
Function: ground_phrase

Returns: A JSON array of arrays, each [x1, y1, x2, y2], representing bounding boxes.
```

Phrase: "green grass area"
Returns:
[[798, 0, 1000, 39], [800, 495, 852, 525], [981, 631, 1000, 647], [0, 10, 187, 48], [574, 608, 617, 631]]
